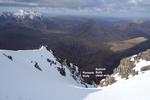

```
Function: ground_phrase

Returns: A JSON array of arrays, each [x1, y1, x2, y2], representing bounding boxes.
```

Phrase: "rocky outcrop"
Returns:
[[113, 58, 138, 79], [3, 53, 13, 61], [134, 49, 150, 61], [57, 67, 66, 76], [141, 65, 150, 71], [100, 76, 116, 87], [100, 49, 150, 87]]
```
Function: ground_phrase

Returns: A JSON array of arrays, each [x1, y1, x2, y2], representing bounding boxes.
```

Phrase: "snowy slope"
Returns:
[[85, 70, 150, 100], [87, 52, 150, 100], [0, 46, 80, 85], [0, 46, 92, 100], [0, 47, 150, 100]]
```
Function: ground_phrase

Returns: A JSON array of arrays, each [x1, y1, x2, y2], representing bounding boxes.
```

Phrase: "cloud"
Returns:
[[0, 0, 147, 8], [0, 0, 150, 17], [128, 0, 143, 5], [0, 0, 39, 6]]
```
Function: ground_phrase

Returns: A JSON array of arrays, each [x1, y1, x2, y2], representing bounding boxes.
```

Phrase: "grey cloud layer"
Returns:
[[0, 0, 150, 17], [1, 0, 150, 8]]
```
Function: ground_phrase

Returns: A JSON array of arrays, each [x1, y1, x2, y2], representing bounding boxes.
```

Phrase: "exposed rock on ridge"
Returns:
[[100, 49, 150, 87]]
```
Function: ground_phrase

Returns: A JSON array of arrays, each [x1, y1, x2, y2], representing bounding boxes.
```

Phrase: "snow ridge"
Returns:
[[0, 9, 41, 19], [0, 46, 85, 86]]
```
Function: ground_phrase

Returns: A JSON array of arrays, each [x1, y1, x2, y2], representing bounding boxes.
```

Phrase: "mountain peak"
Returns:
[[13, 9, 41, 19], [0, 9, 41, 20], [39, 45, 48, 50]]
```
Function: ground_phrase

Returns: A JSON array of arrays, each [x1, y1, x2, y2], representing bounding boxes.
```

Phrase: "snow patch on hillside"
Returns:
[[134, 59, 150, 72]]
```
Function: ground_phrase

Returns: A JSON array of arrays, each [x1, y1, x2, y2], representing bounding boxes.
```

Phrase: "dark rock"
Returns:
[[141, 66, 150, 71], [34, 62, 42, 71], [47, 58, 56, 66], [57, 67, 66, 76], [3, 53, 13, 61]]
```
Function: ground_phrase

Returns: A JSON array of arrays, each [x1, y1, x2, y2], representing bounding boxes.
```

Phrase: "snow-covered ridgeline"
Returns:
[[14, 9, 41, 19], [0, 46, 85, 87], [0, 9, 41, 19]]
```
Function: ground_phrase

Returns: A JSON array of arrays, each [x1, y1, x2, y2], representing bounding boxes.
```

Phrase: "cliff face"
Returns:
[[100, 49, 150, 87]]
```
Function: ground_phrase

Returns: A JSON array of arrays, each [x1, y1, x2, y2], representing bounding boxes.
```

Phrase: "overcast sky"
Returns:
[[0, 0, 149, 18]]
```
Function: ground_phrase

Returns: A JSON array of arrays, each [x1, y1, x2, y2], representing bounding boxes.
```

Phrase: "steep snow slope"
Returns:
[[0, 46, 95, 100], [0, 47, 150, 100], [0, 46, 81, 85], [88, 50, 150, 100], [85, 70, 150, 100]]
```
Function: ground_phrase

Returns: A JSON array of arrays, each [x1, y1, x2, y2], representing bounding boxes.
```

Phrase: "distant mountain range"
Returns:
[[0, 9, 150, 81]]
